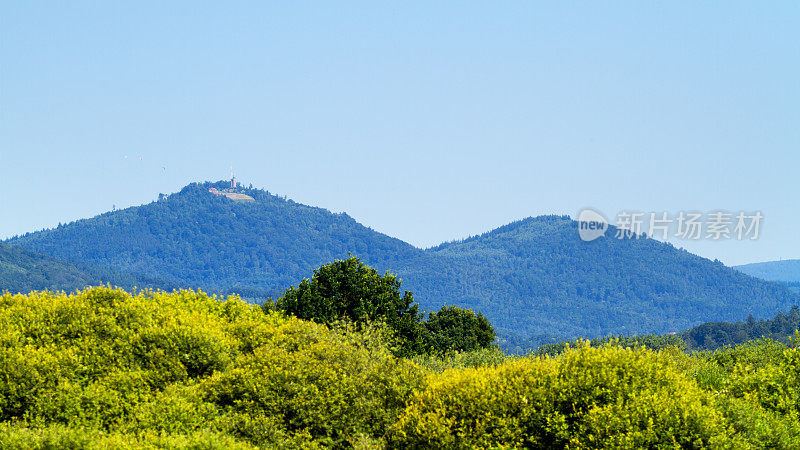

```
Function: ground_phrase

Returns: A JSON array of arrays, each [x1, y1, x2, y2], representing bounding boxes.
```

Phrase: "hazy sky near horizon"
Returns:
[[2, 2, 798, 266]]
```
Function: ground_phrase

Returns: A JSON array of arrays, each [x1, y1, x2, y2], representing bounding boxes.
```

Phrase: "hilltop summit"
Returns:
[[5, 182, 797, 349]]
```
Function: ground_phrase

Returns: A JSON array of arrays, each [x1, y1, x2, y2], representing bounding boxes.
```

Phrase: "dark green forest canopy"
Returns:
[[680, 305, 800, 350], [422, 305, 495, 354], [4, 181, 798, 348], [272, 257, 496, 357], [273, 257, 425, 357]]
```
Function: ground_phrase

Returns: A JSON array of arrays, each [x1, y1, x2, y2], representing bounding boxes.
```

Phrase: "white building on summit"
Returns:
[[208, 173, 255, 202]]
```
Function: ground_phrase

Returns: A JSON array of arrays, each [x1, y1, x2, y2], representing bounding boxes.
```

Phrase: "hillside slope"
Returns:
[[6, 182, 797, 346], [0, 242, 166, 294], [7, 181, 421, 295], [735, 259, 800, 283], [0, 242, 102, 293], [394, 216, 798, 348]]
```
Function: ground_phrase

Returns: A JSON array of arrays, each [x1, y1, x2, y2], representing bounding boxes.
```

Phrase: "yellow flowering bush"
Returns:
[[2, 287, 800, 448], [0, 287, 422, 448], [390, 344, 737, 448]]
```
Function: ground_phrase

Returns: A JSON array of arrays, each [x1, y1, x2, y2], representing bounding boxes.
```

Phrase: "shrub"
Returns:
[[274, 257, 425, 356], [723, 337, 800, 422], [389, 344, 736, 448], [411, 346, 509, 372], [0, 287, 423, 448], [0, 423, 257, 450], [4, 287, 800, 448], [203, 320, 425, 448], [422, 305, 495, 354], [535, 333, 686, 356]]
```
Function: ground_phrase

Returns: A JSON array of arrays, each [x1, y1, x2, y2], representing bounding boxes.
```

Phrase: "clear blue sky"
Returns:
[[2, 2, 798, 266]]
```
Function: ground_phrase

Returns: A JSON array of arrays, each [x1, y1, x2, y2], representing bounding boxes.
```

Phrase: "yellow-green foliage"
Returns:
[[0, 287, 423, 448], [411, 345, 509, 373], [389, 343, 797, 449], [2, 287, 800, 449], [690, 336, 800, 446], [0, 423, 257, 450]]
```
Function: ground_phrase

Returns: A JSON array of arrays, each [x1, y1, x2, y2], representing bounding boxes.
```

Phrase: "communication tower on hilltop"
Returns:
[[230, 165, 237, 189]]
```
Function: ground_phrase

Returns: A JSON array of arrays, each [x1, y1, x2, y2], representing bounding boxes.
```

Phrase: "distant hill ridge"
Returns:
[[4, 181, 797, 350], [735, 259, 800, 283]]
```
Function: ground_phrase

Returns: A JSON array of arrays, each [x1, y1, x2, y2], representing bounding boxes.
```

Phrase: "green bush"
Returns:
[[203, 321, 424, 448], [0, 287, 423, 448], [722, 335, 800, 422], [3, 287, 800, 449], [0, 423, 257, 450], [713, 396, 800, 448], [422, 305, 495, 354], [390, 344, 737, 448], [411, 346, 509, 372], [535, 333, 686, 356], [273, 257, 425, 356]]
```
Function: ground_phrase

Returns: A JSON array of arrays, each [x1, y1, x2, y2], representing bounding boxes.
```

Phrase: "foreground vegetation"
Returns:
[[268, 257, 495, 357], [2, 286, 800, 448]]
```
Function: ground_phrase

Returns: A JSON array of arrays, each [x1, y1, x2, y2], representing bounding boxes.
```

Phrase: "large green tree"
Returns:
[[274, 257, 424, 356], [423, 305, 495, 354]]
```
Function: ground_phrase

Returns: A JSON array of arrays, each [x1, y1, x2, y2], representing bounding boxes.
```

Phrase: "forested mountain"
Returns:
[[393, 216, 799, 350], [6, 182, 421, 297], [0, 242, 168, 294], [735, 259, 800, 283], [5, 181, 798, 347]]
